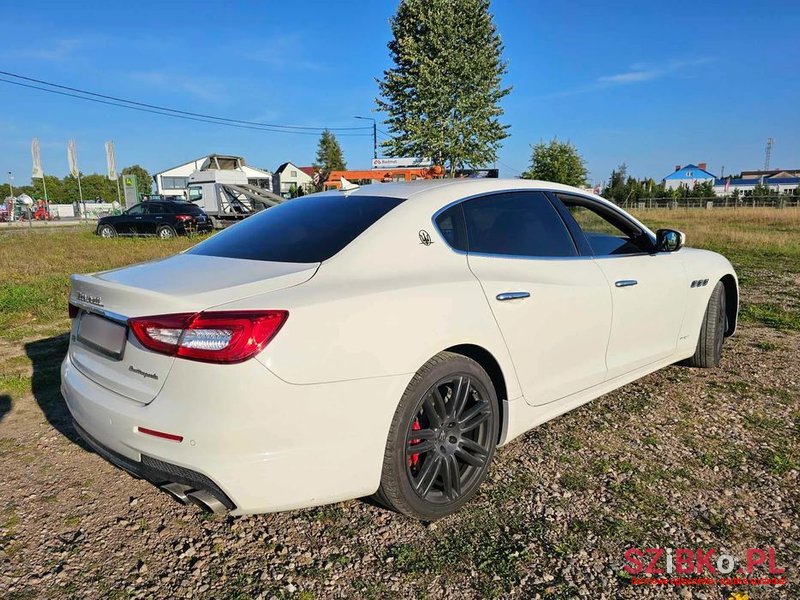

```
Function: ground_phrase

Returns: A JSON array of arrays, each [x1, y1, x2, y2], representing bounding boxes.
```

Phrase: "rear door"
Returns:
[[139, 202, 164, 235], [451, 191, 612, 406], [554, 194, 688, 379]]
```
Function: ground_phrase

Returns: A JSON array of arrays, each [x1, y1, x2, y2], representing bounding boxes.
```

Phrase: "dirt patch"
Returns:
[[1, 325, 797, 599]]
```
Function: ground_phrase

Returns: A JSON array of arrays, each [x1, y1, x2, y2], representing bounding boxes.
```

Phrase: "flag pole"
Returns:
[[78, 173, 86, 223]]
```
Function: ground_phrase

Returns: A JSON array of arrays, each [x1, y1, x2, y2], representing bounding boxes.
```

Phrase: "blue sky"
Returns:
[[1, 0, 798, 188]]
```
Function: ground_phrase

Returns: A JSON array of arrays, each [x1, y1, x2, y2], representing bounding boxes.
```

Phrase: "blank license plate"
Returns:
[[77, 312, 127, 360]]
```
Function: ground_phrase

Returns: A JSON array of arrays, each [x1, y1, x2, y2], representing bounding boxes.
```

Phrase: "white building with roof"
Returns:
[[662, 163, 716, 190], [153, 155, 272, 198]]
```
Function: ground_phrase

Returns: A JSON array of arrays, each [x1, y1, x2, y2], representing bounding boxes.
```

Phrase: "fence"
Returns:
[[620, 196, 800, 210]]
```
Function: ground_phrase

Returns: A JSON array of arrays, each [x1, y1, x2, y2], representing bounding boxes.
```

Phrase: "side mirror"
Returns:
[[656, 229, 685, 252]]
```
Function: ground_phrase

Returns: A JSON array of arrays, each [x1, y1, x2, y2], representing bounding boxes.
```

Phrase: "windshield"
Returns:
[[187, 194, 404, 263]]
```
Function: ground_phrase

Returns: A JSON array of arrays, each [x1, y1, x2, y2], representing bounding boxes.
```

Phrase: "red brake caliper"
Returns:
[[408, 418, 421, 468]]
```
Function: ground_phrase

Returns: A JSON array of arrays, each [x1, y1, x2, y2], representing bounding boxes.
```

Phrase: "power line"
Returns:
[[0, 70, 373, 135], [496, 160, 524, 176]]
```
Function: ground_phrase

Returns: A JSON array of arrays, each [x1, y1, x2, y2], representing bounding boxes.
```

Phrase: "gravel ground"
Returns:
[[1, 321, 796, 600]]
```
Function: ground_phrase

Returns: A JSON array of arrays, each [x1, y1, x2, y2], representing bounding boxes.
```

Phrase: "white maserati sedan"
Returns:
[[61, 179, 738, 520]]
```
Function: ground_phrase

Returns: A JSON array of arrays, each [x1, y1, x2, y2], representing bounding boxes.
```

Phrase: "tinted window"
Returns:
[[143, 203, 166, 215], [462, 192, 576, 257], [188, 194, 404, 263], [558, 197, 652, 256], [434, 204, 468, 251], [165, 202, 203, 214], [126, 204, 145, 215]]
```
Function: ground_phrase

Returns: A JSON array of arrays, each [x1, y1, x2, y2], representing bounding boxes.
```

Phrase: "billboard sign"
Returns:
[[122, 174, 138, 208], [371, 157, 433, 169]]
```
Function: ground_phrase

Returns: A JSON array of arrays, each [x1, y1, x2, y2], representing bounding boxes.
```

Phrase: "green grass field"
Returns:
[[1, 208, 798, 343]]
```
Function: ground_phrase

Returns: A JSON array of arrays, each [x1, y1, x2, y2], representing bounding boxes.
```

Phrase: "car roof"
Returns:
[[323, 178, 606, 203]]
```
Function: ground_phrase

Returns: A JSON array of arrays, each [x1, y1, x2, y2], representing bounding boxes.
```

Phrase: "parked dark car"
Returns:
[[96, 201, 213, 239]]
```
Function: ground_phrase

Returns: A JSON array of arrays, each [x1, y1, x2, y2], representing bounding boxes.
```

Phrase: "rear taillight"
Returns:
[[128, 310, 288, 364], [175, 215, 193, 222], [68, 302, 80, 319]]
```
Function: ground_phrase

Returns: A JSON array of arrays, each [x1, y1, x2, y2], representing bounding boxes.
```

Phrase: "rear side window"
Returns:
[[461, 192, 576, 258], [434, 204, 468, 251], [168, 202, 203, 214], [143, 203, 165, 215], [187, 194, 404, 263]]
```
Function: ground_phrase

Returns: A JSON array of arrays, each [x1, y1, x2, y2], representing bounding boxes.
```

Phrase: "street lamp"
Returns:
[[354, 116, 377, 160]]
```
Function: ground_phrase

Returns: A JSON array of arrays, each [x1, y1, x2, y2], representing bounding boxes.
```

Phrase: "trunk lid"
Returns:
[[68, 254, 317, 404]]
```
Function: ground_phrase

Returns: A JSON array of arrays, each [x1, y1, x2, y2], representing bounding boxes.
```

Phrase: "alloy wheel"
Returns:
[[405, 374, 493, 503]]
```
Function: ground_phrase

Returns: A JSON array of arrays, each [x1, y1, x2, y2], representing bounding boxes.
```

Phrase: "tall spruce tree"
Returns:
[[314, 130, 346, 172], [376, 0, 510, 175]]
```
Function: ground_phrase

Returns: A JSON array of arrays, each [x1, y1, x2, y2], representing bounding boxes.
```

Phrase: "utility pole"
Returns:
[[7, 171, 14, 222], [354, 115, 377, 160]]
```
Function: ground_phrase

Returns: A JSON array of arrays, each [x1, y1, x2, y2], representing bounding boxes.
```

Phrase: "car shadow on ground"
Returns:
[[0, 394, 10, 422], [25, 333, 89, 450]]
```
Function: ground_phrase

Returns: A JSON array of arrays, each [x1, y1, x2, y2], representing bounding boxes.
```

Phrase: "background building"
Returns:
[[662, 163, 716, 190], [713, 169, 800, 195], [153, 155, 272, 198], [273, 162, 315, 197]]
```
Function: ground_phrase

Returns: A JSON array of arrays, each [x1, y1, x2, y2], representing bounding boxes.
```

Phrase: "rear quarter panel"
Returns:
[[208, 191, 523, 400]]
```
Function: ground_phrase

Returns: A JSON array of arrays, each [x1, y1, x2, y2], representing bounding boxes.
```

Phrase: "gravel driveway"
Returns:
[[1, 320, 797, 599]]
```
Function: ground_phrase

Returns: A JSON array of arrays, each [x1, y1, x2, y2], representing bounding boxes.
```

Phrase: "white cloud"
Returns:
[[597, 70, 659, 84], [596, 57, 715, 88], [243, 35, 322, 71], [129, 71, 229, 104], [543, 57, 716, 98], [2, 39, 82, 62]]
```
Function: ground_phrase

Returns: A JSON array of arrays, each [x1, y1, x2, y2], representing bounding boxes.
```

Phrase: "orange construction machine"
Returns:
[[323, 165, 445, 190]]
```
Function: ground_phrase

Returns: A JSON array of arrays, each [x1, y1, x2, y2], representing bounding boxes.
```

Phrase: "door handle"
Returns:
[[135, 216, 143, 220], [615, 280, 638, 288], [496, 291, 530, 301]]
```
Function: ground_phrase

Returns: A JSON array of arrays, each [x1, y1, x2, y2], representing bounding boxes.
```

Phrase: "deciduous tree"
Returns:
[[376, 0, 510, 174], [522, 138, 588, 187], [121, 164, 153, 196]]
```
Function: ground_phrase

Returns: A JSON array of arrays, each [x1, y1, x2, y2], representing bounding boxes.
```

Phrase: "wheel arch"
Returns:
[[444, 343, 508, 444], [720, 274, 738, 336]]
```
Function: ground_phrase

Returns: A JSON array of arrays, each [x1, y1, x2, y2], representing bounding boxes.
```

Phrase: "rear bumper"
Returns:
[[72, 419, 236, 509], [61, 352, 410, 514]]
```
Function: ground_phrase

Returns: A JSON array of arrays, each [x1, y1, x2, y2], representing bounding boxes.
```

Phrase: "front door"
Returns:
[[458, 191, 613, 406], [138, 203, 162, 235], [555, 195, 688, 379], [115, 203, 145, 234]]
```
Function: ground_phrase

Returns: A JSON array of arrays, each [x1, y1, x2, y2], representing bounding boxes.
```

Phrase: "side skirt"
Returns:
[[499, 351, 693, 445]]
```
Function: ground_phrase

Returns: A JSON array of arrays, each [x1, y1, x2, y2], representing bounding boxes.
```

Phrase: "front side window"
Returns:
[[558, 196, 653, 256], [188, 186, 203, 201], [461, 192, 577, 258], [188, 194, 404, 263], [126, 204, 145, 215]]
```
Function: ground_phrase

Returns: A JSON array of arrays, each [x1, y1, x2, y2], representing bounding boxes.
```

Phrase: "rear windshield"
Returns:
[[187, 194, 404, 263]]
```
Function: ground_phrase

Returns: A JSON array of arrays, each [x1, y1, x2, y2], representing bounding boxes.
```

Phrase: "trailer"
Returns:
[[186, 155, 284, 228]]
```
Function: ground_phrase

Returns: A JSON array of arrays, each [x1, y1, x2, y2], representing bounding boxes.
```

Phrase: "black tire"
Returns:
[[684, 281, 727, 368], [157, 225, 177, 239], [97, 224, 117, 238], [374, 352, 499, 520]]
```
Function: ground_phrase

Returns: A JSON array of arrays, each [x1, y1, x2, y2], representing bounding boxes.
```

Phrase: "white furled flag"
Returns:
[[67, 139, 79, 177], [31, 138, 44, 179], [105, 140, 118, 181]]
